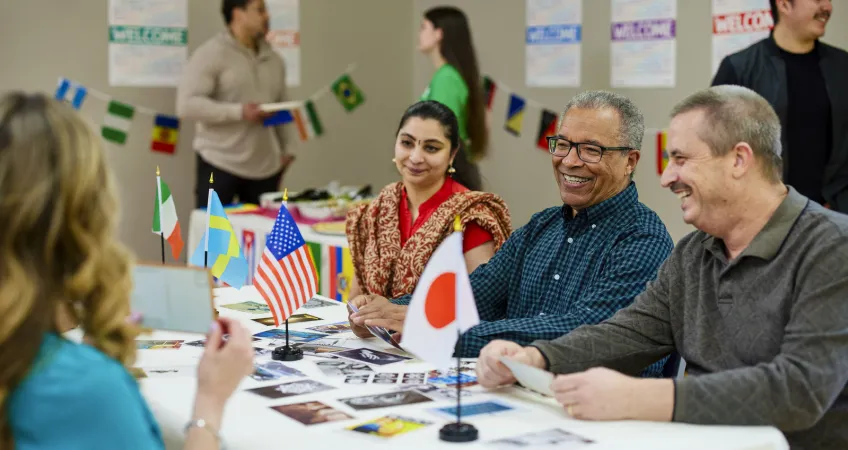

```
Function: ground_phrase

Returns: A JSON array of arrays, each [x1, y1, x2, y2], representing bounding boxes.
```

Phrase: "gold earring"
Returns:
[[392, 158, 397, 163], [448, 164, 456, 174]]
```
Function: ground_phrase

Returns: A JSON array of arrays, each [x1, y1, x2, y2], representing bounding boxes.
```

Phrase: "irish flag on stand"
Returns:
[[153, 171, 184, 260]]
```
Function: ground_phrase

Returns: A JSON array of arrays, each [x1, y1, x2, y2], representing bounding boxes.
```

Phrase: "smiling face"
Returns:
[[779, 0, 832, 40], [661, 109, 737, 229], [395, 117, 454, 191], [551, 107, 640, 211]]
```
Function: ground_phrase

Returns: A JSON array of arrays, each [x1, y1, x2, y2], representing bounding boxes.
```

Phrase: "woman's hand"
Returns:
[[192, 317, 255, 431], [350, 296, 408, 333]]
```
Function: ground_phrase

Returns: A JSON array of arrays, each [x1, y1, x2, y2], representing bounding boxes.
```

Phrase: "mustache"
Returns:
[[669, 182, 690, 193]]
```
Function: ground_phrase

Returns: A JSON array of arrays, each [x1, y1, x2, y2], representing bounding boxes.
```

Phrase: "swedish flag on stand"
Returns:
[[190, 190, 249, 288]]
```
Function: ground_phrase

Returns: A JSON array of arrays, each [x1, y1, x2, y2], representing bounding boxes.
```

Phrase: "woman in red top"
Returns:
[[345, 101, 511, 338]]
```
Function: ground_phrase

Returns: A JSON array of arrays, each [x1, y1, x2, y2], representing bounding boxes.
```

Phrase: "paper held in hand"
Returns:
[[259, 101, 302, 112], [499, 356, 555, 397]]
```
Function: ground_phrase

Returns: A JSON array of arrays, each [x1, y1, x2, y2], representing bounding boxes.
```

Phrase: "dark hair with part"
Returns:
[[670, 85, 783, 183], [222, 0, 253, 25], [396, 101, 460, 151], [424, 7, 488, 160]]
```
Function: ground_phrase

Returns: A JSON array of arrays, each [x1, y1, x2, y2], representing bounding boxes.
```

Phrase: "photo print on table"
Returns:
[[307, 322, 352, 334], [338, 390, 434, 411], [136, 340, 183, 350], [406, 384, 474, 400], [334, 348, 412, 366], [271, 401, 353, 426], [247, 379, 335, 399], [315, 360, 374, 377], [487, 428, 595, 449], [400, 373, 428, 385], [347, 415, 432, 439], [294, 343, 347, 356], [218, 301, 271, 314], [344, 374, 373, 384], [372, 373, 399, 385], [251, 314, 322, 326], [251, 360, 306, 381], [431, 401, 514, 420], [302, 297, 339, 309], [254, 329, 327, 342]]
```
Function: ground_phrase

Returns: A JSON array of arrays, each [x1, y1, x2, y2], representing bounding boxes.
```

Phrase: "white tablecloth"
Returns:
[[136, 287, 789, 450]]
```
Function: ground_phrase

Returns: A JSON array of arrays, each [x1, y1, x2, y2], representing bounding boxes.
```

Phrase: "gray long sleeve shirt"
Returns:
[[531, 187, 848, 449], [177, 31, 287, 179]]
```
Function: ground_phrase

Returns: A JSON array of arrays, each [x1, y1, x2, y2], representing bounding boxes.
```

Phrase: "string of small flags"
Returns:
[[52, 63, 365, 155], [482, 74, 669, 175]]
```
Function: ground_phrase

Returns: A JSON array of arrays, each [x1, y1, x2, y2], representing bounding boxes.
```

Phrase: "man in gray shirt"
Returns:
[[177, 0, 292, 207], [476, 85, 848, 449]]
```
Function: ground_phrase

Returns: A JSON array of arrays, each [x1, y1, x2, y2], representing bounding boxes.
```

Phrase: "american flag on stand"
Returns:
[[254, 204, 318, 326]]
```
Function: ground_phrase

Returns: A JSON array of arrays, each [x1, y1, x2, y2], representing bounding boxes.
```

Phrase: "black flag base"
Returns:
[[272, 345, 303, 361], [439, 422, 478, 443]]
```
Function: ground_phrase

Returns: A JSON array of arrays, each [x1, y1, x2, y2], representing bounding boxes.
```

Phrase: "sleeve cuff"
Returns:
[[391, 295, 411, 306], [527, 344, 551, 371]]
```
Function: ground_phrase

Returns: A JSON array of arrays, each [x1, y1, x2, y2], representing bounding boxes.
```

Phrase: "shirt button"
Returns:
[[554, 274, 560, 280], [567, 238, 574, 244], [591, 224, 596, 229]]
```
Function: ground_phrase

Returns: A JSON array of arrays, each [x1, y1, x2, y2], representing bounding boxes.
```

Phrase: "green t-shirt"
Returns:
[[420, 64, 469, 146]]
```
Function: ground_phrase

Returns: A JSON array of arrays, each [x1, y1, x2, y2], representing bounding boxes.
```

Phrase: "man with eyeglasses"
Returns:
[[476, 85, 848, 448], [349, 91, 673, 375]]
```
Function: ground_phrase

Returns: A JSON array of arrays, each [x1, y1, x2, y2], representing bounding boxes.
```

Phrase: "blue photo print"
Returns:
[[254, 329, 327, 342], [431, 401, 514, 419]]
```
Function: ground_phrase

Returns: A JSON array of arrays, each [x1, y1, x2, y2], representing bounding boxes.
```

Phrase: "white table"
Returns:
[[136, 287, 789, 450]]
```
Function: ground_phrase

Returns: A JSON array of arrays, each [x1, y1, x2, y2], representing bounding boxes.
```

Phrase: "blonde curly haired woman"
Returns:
[[0, 92, 254, 450]]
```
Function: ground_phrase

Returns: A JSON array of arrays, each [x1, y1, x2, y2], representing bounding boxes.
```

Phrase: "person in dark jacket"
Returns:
[[712, 0, 848, 213]]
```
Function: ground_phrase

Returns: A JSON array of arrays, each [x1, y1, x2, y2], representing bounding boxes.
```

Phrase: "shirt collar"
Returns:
[[561, 182, 638, 225], [221, 31, 274, 60], [703, 186, 807, 261], [766, 30, 821, 57], [400, 177, 455, 216]]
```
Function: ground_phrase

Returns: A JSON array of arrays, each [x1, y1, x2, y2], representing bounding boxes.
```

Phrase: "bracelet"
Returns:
[[184, 418, 220, 441]]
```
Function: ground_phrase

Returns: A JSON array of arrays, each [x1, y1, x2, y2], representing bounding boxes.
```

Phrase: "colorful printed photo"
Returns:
[[347, 415, 432, 438], [218, 301, 271, 314], [247, 380, 335, 399], [307, 322, 352, 334], [271, 401, 353, 426], [254, 329, 327, 342], [136, 340, 183, 350]]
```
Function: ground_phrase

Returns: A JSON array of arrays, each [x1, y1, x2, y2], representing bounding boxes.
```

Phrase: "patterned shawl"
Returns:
[[345, 182, 511, 299]]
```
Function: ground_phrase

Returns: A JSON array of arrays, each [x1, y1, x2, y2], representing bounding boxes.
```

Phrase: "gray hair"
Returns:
[[558, 90, 646, 150], [670, 85, 782, 183]]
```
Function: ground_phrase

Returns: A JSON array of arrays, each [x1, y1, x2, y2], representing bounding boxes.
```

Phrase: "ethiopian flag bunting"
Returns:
[[331, 74, 365, 112], [102, 100, 135, 145], [153, 175, 184, 260]]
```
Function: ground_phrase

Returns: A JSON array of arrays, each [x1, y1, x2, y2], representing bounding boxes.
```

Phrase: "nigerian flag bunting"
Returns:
[[102, 100, 135, 145], [153, 176, 184, 260]]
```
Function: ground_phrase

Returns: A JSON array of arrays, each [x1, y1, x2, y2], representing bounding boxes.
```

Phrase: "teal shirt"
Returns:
[[8, 333, 164, 450], [420, 64, 470, 146]]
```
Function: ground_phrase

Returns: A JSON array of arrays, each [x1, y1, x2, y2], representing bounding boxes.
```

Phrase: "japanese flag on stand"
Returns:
[[400, 218, 480, 370]]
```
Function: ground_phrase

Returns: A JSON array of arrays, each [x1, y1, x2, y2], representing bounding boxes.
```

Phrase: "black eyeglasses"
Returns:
[[546, 135, 633, 163]]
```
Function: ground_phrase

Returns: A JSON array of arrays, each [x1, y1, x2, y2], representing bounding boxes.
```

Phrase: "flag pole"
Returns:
[[204, 172, 213, 268], [439, 216, 478, 443], [272, 188, 304, 362], [156, 166, 166, 264]]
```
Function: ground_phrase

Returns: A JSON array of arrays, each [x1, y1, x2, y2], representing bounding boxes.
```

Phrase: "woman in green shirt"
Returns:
[[418, 6, 488, 191]]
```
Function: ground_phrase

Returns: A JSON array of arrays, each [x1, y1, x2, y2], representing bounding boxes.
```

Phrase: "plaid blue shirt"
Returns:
[[393, 182, 674, 376]]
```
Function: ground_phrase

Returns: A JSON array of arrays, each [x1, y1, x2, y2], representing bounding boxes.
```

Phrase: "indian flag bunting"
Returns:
[[291, 101, 324, 141], [102, 100, 135, 145], [153, 176, 184, 260]]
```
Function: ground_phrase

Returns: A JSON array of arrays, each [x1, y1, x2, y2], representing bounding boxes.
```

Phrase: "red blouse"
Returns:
[[399, 178, 493, 252]]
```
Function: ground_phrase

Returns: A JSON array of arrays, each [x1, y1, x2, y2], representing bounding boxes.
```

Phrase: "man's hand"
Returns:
[[550, 367, 674, 421], [242, 103, 273, 123], [476, 340, 544, 389], [349, 296, 407, 333]]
